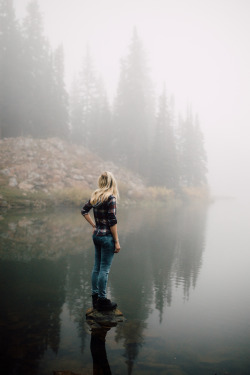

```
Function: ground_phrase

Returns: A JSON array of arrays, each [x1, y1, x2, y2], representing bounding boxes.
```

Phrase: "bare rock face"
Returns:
[[0, 137, 145, 195], [86, 307, 125, 329]]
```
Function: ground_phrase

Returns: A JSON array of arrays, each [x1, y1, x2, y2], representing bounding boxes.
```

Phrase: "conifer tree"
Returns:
[[52, 45, 69, 138], [0, 0, 22, 137], [150, 85, 178, 188], [178, 110, 207, 186], [80, 47, 97, 147], [70, 47, 97, 146], [192, 115, 207, 185], [113, 28, 154, 177], [22, 0, 53, 137], [70, 76, 83, 143], [89, 77, 112, 158]]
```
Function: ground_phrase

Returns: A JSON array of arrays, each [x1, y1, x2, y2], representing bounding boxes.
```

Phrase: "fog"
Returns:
[[2, 3, 250, 372], [12, 0, 250, 200]]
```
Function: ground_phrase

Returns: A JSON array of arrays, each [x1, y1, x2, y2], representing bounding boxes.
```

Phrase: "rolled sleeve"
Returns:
[[107, 196, 117, 227], [81, 200, 92, 216]]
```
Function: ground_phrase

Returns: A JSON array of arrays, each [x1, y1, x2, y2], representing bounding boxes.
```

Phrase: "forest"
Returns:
[[0, 0, 207, 189]]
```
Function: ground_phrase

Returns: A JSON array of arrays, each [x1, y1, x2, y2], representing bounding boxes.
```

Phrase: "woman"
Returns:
[[81, 171, 121, 311]]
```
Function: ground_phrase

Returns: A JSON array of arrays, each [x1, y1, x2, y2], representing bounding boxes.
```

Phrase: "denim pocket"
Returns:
[[102, 235, 115, 251]]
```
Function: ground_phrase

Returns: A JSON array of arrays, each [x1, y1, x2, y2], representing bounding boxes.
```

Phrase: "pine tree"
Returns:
[[192, 115, 207, 185], [22, 0, 53, 137], [70, 76, 83, 143], [70, 47, 97, 146], [79, 46, 97, 147], [89, 77, 112, 158], [0, 0, 22, 137], [52, 45, 69, 138], [150, 85, 178, 188], [113, 28, 154, 177], [178, 109, 207, 186]]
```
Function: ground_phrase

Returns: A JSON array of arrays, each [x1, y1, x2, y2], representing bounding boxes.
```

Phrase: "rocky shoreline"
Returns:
[[0, 137, 210, 210], [0, 137, 146, 209]]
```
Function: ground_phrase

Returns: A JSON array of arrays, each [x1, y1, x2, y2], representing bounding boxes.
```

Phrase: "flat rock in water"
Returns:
[[86, 307, 125, 328], [53, 372, 81, 375]]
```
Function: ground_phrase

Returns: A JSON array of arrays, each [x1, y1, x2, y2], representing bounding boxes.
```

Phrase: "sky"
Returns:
[[14, 0, 250, 199]]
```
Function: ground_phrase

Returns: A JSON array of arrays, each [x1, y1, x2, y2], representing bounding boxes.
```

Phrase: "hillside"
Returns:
[[0, 137, 146, 209]]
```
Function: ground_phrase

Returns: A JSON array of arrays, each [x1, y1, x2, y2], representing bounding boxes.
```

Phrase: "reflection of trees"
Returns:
[[139, 204, 207, 319], [0, 258, 66, 375], [0, 210, 92, 261], [0, 204, 208, 373], [115, 320, 145, 375], [65, 249, 93, 353], [174, 205, 207, 299], [109, 208, 155, 372], [147, 206, 180, 322], [110, 204, 207, 368]]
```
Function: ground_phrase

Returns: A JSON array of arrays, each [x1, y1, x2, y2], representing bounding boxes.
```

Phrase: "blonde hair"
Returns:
[[90, 171, 119, 205]]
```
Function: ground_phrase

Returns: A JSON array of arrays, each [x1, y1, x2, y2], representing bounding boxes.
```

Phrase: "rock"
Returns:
[[28, 172, 40, 180], [86, 307, 125, 329], [85, 174, 94, 183], [50, 137, 65, 151], [8, 222, 17, 231], [9, 177, 18, 187], [1, 168, 11, 176], [73, 174, 85, 180], [19, 181, 34, 191], [53, 372, 81, 375], [0, 200, 8, 207], [18, 218, 33, 227]]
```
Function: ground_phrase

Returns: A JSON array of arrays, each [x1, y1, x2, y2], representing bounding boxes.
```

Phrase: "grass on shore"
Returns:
[[0, 186, 92, 209], [0, 184, 210, 210]]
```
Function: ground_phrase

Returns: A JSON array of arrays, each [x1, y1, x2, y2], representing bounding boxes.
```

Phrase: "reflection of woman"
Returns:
[[81, 171, 120, 311], [91, 327, 112, 375]]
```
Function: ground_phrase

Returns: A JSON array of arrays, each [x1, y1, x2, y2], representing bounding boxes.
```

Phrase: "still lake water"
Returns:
[[0, 200, 250, 375]]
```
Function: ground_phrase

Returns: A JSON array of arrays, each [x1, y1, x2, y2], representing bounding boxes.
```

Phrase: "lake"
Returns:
[[0, 199, 250, 374]]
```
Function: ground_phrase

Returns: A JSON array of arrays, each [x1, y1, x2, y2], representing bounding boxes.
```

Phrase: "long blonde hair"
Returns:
[[90, 171, 119, 205]]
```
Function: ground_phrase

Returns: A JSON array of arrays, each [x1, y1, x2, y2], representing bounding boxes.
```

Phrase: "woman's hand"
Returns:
[[114, 240, 121, 253], [84, 214, 96, 233]]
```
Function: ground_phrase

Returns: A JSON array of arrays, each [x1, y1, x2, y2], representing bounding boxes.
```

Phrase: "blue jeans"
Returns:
[[92, 234, 115, 299]]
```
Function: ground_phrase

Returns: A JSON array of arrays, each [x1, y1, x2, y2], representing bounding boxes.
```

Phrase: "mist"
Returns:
[[11, 0, 250, 201], [1, 2, 250, 373]]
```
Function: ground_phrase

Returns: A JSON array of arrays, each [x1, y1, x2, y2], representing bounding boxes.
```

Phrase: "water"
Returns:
[[0, 200, 250, 374]]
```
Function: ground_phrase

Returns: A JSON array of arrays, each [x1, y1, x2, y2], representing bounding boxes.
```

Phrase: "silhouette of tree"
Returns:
[[178, 109, 207, 186], [0, 0, 23, 137], [22, 0, 54, 137], [52, 44, 69, 138], [150, 84, 179, 188], [113, 28, 155, 177], [71, 46, 97, 146]]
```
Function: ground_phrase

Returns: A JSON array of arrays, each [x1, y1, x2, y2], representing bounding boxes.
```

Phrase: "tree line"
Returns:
[[0, 0, 207, 187]]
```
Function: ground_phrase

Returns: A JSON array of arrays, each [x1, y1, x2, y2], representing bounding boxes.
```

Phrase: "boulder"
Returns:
[[86, 307, 125, 329], [19, 181, 34, 191], [9, 177, 18, 187]]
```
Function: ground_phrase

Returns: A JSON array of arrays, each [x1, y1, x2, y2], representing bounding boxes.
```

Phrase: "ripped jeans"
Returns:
[[91, 234, 115, 299]]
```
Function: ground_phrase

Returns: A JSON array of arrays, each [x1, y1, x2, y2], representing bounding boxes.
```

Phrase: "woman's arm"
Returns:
[[83, 213, 96, 232], [110, 224, 121, 253]]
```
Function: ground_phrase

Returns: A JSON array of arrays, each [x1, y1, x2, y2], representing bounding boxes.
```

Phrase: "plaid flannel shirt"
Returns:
[[81, 195, 117, 236]]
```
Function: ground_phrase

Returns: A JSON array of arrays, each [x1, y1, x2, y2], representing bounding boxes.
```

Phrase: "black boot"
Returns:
[[97, 298, 117, 311], [92, 293, 99, 309]]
